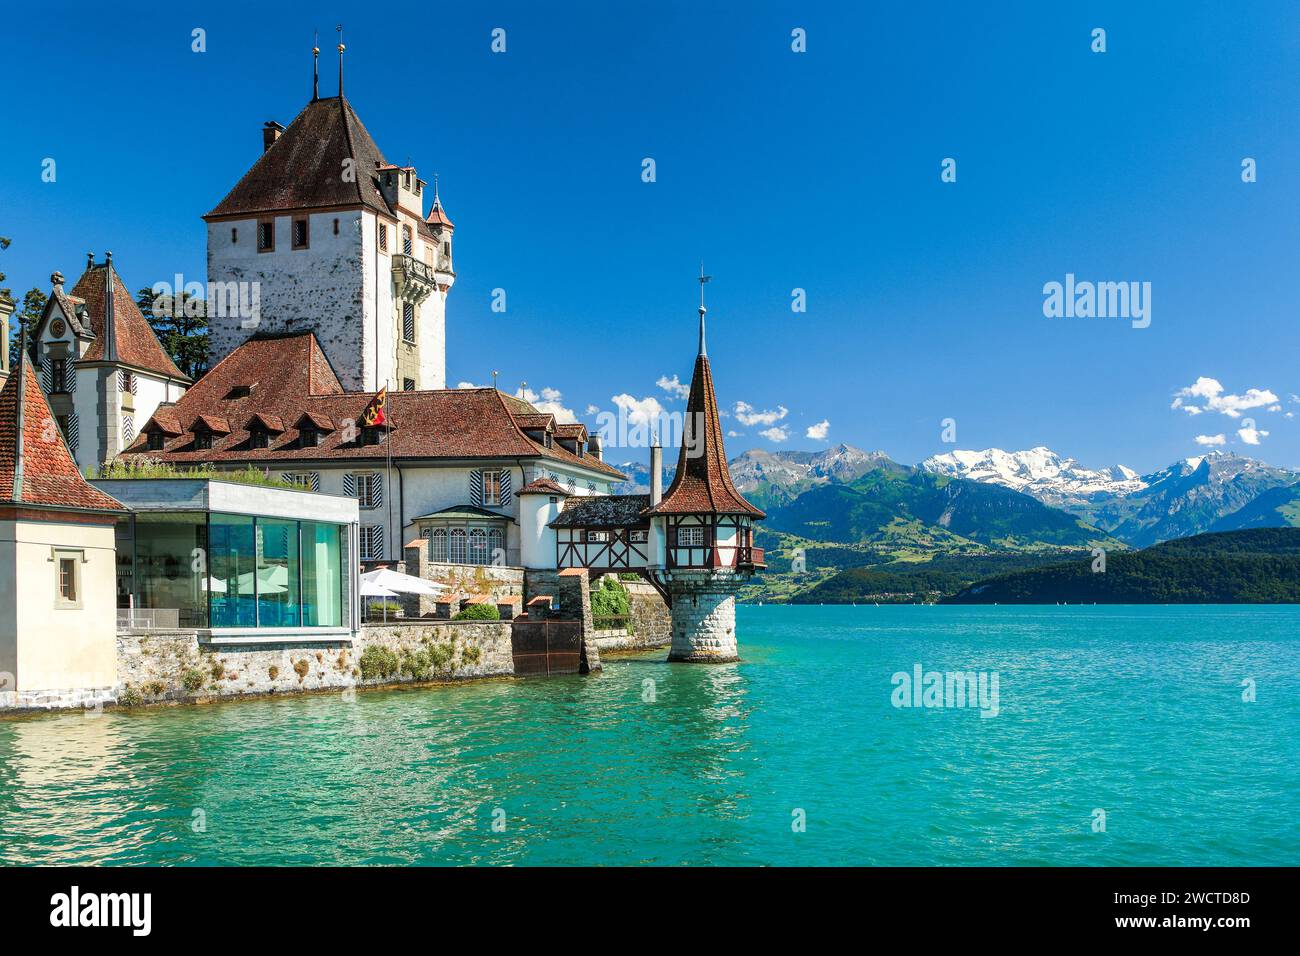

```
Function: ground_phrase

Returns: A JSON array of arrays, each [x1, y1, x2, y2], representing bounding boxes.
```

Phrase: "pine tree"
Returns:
[[135, 286, 209, 378]]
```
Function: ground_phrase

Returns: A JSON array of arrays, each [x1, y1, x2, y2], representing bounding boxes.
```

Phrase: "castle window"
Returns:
[[402, 378, 415, 392], [292, 218, 309, 249], [257, 221, 274, 252], [629, 529, 648, 543], [361, 426, 384, 446], [677, 526, 705, 547], [482, 470, 504, 507], [231, 227, 238, 244], [54, 550, 82, 608], [333, 218, 339, 235], [415, 181, 423, 196], [402, 225, 413, 255], [359, 525, 384, 561], [194, 429, 213, 450], [50, 361, 67, 392], [442, 241, 450, 257], [299, 427, 318, 448], [249, 427, 269, 449], [146, 431, 165, 451], [402, 302, 415, 342], [378, 223, 388, 252]]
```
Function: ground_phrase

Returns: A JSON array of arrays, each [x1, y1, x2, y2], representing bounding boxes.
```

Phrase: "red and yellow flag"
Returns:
[[362, 386, 388, 427]]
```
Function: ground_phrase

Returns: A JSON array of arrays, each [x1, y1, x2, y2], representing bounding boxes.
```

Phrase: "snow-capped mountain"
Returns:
[[920, 446, 1146, 507]]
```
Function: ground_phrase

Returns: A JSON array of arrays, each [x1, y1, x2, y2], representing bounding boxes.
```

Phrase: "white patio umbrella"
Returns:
[[359, 568, 445, 596], [359, 567, 445, 622], [360, 580, 399, 598]]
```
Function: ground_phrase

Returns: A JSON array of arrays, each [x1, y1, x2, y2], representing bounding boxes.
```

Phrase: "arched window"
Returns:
[[468, 528, 488, 565], [448, 528, 466, 564], [487, 529, 504, 566], [430, 528, 448, 563]]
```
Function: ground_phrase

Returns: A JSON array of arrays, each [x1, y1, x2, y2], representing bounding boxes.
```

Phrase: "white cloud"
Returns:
[[806, 419, 830, 440], [516, 385, 577, 423], [727, 430, 743, 438], [1238, 423, 1270, 445], [610, 393, 665, 430], [1172, 377, 1279, 418], [584, 404, 601, 415], [1180, 405, 1202, 415], [759, 426, 789, 443], [456, 381, 482, 389], [656, 374, 690, 400], [1194, 434, 1226, 446], [734, 401, 789, 427]]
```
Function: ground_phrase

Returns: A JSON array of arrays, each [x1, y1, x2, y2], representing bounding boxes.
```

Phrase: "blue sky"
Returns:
[[4, 1, 1300, 473]]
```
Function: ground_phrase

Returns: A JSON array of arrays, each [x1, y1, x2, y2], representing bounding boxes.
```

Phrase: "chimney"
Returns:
[[263, 121, 285, 152], [650, 444, 663, 507], [587, 434, 603, 462]]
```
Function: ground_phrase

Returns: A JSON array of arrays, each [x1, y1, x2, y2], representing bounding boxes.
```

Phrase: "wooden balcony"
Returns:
[[737, 546, 765, 569]]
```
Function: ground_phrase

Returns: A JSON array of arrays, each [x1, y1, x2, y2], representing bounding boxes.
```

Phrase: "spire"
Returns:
[[646, 274, 764, 519], [312, 31, 320, 101], [10, 323, 28, 501], [101, 252, 119, 363], [697, 262, 711, 357], [336, 25, 345, 96]]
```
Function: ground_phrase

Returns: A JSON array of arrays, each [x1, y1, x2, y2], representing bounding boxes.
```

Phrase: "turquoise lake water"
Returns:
[[1, 605, 1297, 866]]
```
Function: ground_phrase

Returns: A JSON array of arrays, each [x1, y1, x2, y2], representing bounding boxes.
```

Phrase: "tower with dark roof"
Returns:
[[643, 284, 766, 662], [203, 81, 455, 393]]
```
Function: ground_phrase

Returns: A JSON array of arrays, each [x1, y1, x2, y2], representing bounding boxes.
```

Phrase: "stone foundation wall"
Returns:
[[667, 577, 739, 662], [100, 621, 515, 710], [397, 544, 526, 618]]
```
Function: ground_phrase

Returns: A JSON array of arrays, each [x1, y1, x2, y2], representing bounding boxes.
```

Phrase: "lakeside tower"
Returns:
[[643, 279, 766, 662]]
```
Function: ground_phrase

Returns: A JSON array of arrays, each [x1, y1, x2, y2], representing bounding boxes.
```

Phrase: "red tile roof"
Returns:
[[125, 332, 625, 479], [518, 478, 570, 496], [205, 96, 394, 220], [426, 198, 455, 231], [0, 358, 126, 513], [647, 351, 764, 518], [70, 262, 188, 381]]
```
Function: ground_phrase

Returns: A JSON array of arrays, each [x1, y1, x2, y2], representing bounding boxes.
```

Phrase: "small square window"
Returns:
[[292, 219, 309, 249], [402, 378, 416, 392], [194, 430, 213, 450], [146, 431, 165, 451], [258, 221, 275, 252], [677, 526, 705, 547]]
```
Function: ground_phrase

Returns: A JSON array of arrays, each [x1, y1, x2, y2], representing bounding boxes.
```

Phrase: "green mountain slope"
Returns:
[[944, 528, 1300, 604], [1210, 482, 1300, 532]]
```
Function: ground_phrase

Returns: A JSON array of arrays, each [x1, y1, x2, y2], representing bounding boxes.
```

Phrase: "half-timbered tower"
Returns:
[[641, 298, 765, 661]]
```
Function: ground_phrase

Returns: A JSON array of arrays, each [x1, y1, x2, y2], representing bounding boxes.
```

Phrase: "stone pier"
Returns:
[[666, 573, 739, 663]]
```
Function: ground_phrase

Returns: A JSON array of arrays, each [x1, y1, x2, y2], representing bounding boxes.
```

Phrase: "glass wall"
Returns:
[[301, 521, 344, 627], [209, 513, 256, 628], [256, 518, 300, 627], [127, 512, 210, 627], [124, 512, 348, 630]]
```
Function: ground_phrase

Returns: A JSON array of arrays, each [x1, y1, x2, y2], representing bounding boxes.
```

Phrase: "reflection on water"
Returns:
[[1, 605, 1298, 866]]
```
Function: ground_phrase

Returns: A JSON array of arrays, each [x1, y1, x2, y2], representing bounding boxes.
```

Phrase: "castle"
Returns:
[[8, 55, 764, 669]]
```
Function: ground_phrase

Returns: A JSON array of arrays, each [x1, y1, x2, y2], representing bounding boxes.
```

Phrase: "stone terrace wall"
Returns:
[[593, 578, 672, 652], [109, 621, 513, 708]]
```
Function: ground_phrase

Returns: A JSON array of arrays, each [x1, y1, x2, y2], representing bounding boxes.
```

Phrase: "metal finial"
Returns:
[[336, 25, 345, 95], [86, 251, 95, 271], [697, 262, 712, 357], [313, 30, 320, 100]]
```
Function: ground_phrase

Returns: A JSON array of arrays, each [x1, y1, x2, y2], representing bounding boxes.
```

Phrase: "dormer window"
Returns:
[[194, 429, 213, 451], [147, 431, 165, 451], [545, 433, 553, 448], [299, 427, 318, 448], [362, 426, 384, 446], [225, 384, 254, 400], [292, 218, 309, 249], [249, 427, 269, 450]]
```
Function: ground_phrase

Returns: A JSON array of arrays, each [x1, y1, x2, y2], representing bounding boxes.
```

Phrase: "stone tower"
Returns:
[[203, 80, 455, 392], [644, 289, 766, 662]]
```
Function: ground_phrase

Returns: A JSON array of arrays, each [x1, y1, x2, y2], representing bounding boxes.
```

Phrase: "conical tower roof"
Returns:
[[646, 308, 764, 519]]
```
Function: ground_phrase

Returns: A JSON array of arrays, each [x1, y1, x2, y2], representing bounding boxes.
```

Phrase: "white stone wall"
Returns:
[[667, 575, 739, 662], [207, 211, 367, 388]]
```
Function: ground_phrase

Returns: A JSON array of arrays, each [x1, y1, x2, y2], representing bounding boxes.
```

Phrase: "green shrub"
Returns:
[[142, 679, 166, 698], [461, 644, 482, 666], [452, 602, 500, 621], [119, 685, 143, 707], [591, 576, 630, 619], [359, 645, 400, 680], [180, 669, 205, 692], [293, 658, 310, 681], [209, 659, 226, 680]]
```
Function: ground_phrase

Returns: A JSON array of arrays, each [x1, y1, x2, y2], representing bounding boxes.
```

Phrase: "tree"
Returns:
[[8, 288, 46, 370], [136, 285, 210, 379]]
